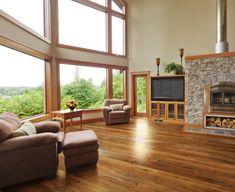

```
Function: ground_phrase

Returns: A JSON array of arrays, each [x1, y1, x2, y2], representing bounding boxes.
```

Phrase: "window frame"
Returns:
[[57, 0, 127, 57], [0, 0, 51, 43], [57, 58, 128, 110]]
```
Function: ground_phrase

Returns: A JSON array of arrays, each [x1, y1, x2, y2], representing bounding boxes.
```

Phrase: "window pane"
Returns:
[[0, 0, 44, 36], [60, 64, 106, 109], [112, 16, 125, 55], [112, 69, 124, 99], [90, 0, 106, 6], [0, 45, 45, 118], [112, 0, 125, 13], [58, 0, 106, 52]]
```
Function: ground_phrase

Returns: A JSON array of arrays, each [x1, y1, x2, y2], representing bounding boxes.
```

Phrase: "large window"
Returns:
[[0, 45, 46, 118], [0, 0, 47, 37], [60, 64, 107, 109], [58, 0, 126, 56], [58, 0, 106, 51]]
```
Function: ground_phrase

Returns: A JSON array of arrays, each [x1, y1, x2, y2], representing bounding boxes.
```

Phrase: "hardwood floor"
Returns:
[[3, 117, 235, 192]]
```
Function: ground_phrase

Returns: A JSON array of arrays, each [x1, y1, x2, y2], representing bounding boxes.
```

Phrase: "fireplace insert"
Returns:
[[210, 82, 235, 113]]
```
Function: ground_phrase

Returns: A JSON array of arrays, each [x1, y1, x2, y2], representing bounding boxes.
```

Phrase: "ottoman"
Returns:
[[63, 130, 99, 170]]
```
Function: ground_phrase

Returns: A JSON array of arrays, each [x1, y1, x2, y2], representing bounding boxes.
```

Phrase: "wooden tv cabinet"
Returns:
[[150, 101, 185, 124], [150, 75, 185, 124]]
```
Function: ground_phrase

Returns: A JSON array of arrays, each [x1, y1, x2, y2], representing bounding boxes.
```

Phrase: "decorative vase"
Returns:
[[170, 70, 177, 75]]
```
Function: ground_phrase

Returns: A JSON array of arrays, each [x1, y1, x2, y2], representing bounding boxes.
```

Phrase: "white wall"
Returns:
[[127, 0, 235, 76]]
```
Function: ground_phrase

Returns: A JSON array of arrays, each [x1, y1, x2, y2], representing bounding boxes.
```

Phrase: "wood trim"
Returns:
[[0, 10, 50, 44], [74, 0, 107, 12], [44, 0, 51, 40], [107, 0, 112, 53], [185, 52, 235, 61], [56, 58, 128, 70], [107, 68, 113, 99], [57, 44, 127, 58], [0, 35, 51, 60], [45, 61, 53, 113], [131, 71, 151, 117], [21, 114, 51, 123]]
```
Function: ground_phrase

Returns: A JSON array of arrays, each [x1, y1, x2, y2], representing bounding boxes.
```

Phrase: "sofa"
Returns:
[[0, 112, 63, 189], [102, 99, 132, 125]]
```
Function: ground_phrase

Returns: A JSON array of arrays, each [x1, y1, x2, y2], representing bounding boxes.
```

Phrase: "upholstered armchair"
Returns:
[[102, 99, 132, 125], [0, 112, 62, 189]]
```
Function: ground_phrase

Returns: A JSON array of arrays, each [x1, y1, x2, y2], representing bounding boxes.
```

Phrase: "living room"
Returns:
[[0, 0, 235, 191]]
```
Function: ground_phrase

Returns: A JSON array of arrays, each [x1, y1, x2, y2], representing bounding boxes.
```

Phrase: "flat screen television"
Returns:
[[151, 76, 184, 101]]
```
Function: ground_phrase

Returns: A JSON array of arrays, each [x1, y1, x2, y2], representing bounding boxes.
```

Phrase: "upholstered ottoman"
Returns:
[[63, 130, 99, 170]]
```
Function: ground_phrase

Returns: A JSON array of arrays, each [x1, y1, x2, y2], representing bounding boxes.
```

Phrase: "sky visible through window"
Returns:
[[0, 45, 45, 87]]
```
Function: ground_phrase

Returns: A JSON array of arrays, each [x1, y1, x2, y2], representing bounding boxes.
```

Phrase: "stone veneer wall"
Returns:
[[185, 54, 235, 125]]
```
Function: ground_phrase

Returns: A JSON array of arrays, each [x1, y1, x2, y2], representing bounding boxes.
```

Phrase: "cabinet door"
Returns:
[[159, 103, 166, 118], [177, 104, 184, 120], [151, 102, 157, 117], [168, 103, 175, 119]]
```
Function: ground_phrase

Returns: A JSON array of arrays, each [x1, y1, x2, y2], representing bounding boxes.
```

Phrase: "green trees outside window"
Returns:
[[0, 45, 45, 119]]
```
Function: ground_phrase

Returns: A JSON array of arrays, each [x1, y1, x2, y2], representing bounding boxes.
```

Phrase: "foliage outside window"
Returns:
[[0, 0, 46, 37], [137, 77, 146, 113], [112, 69, 124, 99], [58, 0, 126, 56], [60, 64, 107, 109], [0, 45, 45, 118]]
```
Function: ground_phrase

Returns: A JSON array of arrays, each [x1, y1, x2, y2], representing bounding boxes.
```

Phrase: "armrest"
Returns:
[[0, 133, 57, 153], [34, 121, 60, 133], [123, 105, 132, 111], [102, 106, 111, 112]]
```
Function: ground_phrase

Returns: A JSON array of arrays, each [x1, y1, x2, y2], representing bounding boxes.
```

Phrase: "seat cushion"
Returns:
[[63, 130, 98, 150], [109, 110, 126, 118]]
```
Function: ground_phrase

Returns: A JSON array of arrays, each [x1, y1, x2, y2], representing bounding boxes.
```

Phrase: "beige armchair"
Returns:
[[0, 112, 62, 189], [102, 99, 132, 125]]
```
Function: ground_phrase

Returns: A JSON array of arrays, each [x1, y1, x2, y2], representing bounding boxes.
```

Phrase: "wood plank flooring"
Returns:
[[3, 117, 235, 192]]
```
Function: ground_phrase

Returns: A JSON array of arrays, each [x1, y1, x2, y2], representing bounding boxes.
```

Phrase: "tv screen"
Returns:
[[151, 77, 184, 101]]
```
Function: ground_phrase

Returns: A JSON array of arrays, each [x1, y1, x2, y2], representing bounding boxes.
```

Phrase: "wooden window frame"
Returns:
[[0, 0, 51, 42], [57, 0, 127, 57], [56, 58, 128, 110]]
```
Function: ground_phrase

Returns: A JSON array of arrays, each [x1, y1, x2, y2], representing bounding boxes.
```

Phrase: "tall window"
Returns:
[[112, 69, 124, 99], [58, 0, 106, 51], [0, 0, 46, 37], [60, 64, 107, 109], [0, 45, 46, 118], [58, 0, 126, 56]]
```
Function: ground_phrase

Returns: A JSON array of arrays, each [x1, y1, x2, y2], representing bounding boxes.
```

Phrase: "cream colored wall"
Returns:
[[127, 0, 235, 76]]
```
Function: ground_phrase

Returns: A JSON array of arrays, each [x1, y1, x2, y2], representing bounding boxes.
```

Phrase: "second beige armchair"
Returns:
[[102, 99, 132, 125]]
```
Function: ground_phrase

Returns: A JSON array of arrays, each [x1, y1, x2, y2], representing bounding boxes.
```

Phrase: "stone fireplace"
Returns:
[[185, 52, 235, 126]]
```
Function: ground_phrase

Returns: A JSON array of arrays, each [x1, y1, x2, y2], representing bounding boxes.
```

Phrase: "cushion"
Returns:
[[109, 103, 124, 111], [11, 121, 36, 138], [0, 112, 21, 142]]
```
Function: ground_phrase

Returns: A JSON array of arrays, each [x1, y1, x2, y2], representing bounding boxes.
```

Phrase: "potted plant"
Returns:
[[164, 62, 184, 75]]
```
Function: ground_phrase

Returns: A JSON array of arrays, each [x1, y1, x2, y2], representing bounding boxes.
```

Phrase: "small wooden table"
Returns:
[[51, 109, 83, 132]]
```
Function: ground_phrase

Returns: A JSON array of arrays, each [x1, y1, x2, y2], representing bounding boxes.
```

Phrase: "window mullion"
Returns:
[[107, 0, 112, 53]]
